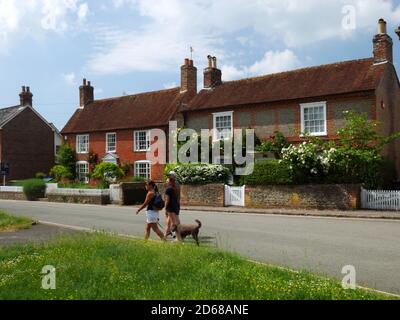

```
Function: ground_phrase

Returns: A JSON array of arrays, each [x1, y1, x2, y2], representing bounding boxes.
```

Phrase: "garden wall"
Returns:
[[0, 191, 27, 201], [245, 184, 361, 210], [47, 189, 110, 205], [120, 182, 225, 207]]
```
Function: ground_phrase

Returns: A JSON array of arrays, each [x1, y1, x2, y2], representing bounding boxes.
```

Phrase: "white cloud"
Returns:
[[221, 49, 302, 81], [0, 0, 89, 51], [62, 72, 76, 85], [86, 0, 400, 75]]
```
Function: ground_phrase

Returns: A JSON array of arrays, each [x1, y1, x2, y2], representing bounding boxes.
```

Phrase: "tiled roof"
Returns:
[[184, 58, 385, 111], [61, 87, 184, 134], [0, 105, 23, 127]]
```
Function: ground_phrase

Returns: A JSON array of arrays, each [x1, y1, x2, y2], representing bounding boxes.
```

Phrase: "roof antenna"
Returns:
[[190, 46, 194, 60]]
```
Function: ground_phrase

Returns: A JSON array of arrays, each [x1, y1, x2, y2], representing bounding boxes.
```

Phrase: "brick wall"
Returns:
[[0, 192, 27, 201], [47, 194, 110, 205], [185, 91, 376, 143], [245, 184, 361, 210], [64, 128, 167, 181], [1, 108, 55, 181]]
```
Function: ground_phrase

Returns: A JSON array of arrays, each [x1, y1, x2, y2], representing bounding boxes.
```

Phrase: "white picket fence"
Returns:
[[0, 186, 23, 193], [48, 188, 110, 196], [361, 188, 400, 211], [225, 185, 246, 207]]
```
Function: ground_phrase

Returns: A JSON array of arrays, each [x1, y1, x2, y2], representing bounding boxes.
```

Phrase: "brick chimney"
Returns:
[[19, 86, 33, 107], [204, 55, 222, 89], [79, 78, 94, 107], [181, 58, 197, 95], [373, 18, 393, 64]]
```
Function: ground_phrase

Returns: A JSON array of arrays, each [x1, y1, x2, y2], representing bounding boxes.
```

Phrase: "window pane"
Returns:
[[215, 114, 232, 140], [303, 105, 326, 135]]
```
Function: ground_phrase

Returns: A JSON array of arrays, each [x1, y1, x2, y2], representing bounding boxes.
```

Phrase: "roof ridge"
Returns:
[[91, 87, 181, 103], [0, 105, 21, 111], [219, 57, 374, 86]]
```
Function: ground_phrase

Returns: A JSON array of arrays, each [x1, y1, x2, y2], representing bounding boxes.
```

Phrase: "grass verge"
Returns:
[[0, 232, 395, 300], [0, 211, 34, 232]]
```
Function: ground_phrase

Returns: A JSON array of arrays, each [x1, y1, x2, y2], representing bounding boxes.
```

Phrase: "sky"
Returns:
[[1, 0, 400, 130]]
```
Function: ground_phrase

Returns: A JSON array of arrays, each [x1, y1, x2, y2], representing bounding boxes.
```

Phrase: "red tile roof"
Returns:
[[62, 87, 183, 134], [184, 58, 385, 111]]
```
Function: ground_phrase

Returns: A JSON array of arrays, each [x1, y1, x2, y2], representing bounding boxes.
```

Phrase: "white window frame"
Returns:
[[135, 161, 151, 179], [134, 130, 151, 152], [76, 134, 89, 154], [106, 132, 117, 153], [76, 161, 89, 183], [300, 102, 327, 137], [213, 111, 234, 141]]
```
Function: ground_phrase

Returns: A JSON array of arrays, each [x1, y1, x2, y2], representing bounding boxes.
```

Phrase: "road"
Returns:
[[1, 200, 400, 295]]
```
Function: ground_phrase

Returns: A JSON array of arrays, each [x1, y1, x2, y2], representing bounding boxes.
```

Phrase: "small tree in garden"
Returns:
[[91, 163, 125, 188], [50, 165, 73, 182], [259, 131, 289, 159], [280, 111, 400, 188], [56, 144, 76, 178]]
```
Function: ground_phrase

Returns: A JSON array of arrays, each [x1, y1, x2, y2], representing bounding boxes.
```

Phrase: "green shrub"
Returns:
[[241, 160, 293, 186], [91, 163, 125, 188], [50, 165, 73, 182], [35, 172, 47, 180], [56, 144, 77, 178], [22, 179, 47, 201], [164, 163, 230, 185]]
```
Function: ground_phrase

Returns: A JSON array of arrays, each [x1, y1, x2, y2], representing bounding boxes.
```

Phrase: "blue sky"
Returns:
[[1, 0, 400, 130]]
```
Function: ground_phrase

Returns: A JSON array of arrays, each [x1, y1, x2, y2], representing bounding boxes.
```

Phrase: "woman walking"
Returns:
[[136, 180, 165, 241], [164, 174, 181, 239]]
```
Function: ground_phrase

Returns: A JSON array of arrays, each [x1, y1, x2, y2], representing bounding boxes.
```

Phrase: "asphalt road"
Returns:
[[1, 200, 400, 295]]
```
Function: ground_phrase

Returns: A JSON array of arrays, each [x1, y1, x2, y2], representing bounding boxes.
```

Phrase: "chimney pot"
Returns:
[[19, 85, 33, 107], [378, 18, 387, 34], [184, 58, 190, 66], [204, 56, 222, 88], [83, 78, 87, 86]]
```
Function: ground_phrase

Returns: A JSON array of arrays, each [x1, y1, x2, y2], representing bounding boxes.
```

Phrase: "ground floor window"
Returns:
[[135, 161, 151, 179], [76, 161, 89, 183]]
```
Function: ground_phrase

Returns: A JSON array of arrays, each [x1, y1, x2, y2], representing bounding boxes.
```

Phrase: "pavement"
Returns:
[[0, 223, 77, 246], [0, 200, 400, 295], [182, 206, 400, 220]]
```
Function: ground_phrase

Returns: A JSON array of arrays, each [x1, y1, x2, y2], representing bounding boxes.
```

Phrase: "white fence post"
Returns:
[[361, 188, 400, 211]]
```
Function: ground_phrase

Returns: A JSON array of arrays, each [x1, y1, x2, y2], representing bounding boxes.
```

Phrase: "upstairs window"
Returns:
[[106, 133, 117, 153], [301, 102, 327, 136], [213, 111, 233, 141], [77, 134, 89, 154], [134, 130, 151, 152]]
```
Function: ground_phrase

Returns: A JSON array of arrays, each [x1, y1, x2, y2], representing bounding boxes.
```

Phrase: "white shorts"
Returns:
[[146, 210, 160, 224]]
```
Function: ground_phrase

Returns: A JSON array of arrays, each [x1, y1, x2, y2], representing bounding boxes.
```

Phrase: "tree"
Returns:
[[56, 144, 77, 178]]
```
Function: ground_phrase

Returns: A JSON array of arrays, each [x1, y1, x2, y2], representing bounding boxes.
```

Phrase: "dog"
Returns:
[[172, 220, 202, 246]]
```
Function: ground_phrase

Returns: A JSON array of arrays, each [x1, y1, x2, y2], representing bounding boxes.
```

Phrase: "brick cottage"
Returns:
[[0, 87, 61, 181], [62, 19, 400, 182]]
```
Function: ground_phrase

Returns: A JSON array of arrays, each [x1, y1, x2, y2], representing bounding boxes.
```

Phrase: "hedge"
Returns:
[[22, 179, 47, 201], [164, 163, 231, 185], [240, 160, 293, 186]]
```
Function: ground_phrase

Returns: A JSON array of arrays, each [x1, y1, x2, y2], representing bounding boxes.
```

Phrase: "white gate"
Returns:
[[225, 185, 245, 207], [361, 188, 400, 211]]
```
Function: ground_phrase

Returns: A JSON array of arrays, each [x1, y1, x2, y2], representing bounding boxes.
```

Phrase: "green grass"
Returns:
[[0, 211, 34, 232], [0, 232, 394, 300]]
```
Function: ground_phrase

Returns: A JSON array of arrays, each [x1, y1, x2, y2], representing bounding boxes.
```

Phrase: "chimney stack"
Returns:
[[19, 86, 33, 107], [204, 55, 222, 89], [79, 78, 94, 107], [373, 18, 393, 64], [181, 58, 197, 95]]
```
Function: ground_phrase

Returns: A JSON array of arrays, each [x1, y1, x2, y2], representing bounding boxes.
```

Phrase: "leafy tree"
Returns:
[[56, 144, 77, 178], [50, 165, 73, 183]]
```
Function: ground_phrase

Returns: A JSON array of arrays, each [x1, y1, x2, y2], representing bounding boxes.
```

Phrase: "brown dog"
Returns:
[[172, 220, 202, 246]]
